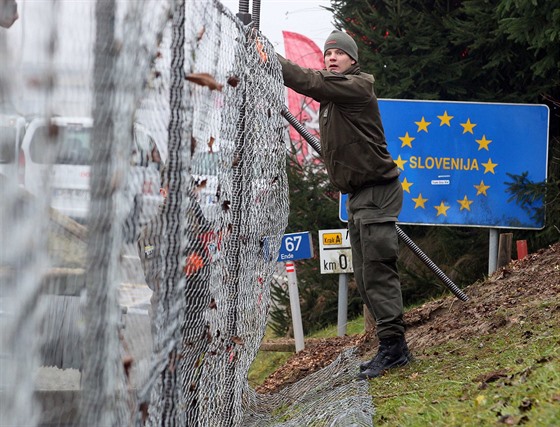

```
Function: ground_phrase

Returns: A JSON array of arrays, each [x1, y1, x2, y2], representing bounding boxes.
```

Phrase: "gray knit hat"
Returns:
[[323, 30, 358, 62]]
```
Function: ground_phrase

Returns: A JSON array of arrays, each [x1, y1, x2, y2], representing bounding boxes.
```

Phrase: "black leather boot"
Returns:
[[357, 336, 411, 380], [359, 337, 412, 371]]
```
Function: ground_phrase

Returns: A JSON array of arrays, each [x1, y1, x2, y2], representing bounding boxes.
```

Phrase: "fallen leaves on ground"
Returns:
[[257, 242, 560, 394]]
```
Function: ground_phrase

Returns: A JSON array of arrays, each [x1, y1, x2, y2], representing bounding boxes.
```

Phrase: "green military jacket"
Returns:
[[278, 55, 399, 194]]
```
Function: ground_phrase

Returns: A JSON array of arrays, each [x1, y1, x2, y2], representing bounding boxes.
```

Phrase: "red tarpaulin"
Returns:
[[282, 31, 324, 164]]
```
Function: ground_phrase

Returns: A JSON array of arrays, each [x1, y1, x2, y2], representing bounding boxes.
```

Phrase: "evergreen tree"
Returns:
[[328, 0, 560, 104], [328, 0, 467, 100], [326, 0, 560, 302]]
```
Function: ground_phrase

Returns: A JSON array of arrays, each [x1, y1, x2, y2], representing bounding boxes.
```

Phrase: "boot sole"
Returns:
[[359, 353, 413, 372], [357, 356, 410, 380]]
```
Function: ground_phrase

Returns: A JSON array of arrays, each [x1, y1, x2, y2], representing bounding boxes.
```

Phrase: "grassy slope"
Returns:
[[371, 314, 559, 426], [250, 311, 559, 426], [250, 243, 560, 426]]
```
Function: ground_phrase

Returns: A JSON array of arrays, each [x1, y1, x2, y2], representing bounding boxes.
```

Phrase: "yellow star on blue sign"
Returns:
[[482, 158, 498, 174], [476, 135, 492, 151], [460, 118, 477, 134], [457, 195, 474, 211], [399, 132, 415, 148], [415, 117, 431, 133], [412, 193, 428, 209], [437, 111, 454, 126], [434, 201, 451, 217]]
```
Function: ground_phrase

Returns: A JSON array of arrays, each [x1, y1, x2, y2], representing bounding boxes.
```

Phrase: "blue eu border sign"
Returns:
[[340, 100, 549, 229]]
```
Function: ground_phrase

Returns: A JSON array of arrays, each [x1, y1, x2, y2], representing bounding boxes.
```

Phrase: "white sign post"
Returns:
[[277, 232, 314, 352], [319, 229, 353, 336], [284, 261, 305, 352]]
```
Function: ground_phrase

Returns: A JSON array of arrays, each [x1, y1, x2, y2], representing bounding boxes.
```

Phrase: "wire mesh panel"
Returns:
[[0, 1, 372, 426], [243, 349, 374, 427]]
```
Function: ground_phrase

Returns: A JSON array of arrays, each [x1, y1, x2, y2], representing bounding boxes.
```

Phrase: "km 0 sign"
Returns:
[[318, 229, 353, 274]]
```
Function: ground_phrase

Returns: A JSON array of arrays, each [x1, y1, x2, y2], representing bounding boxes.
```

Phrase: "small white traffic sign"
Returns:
[[318, 229, 353, 274]]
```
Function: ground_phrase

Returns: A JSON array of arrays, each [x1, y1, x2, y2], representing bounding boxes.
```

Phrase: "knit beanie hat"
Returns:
[[323, 30, 358, 62]]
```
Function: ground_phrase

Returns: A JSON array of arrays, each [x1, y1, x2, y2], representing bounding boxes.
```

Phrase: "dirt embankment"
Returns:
[[257, 242, 560, 394]]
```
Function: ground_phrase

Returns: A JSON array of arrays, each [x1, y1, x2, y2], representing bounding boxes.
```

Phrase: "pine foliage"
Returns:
[[324, 0, 560, 303], [328, 0, 560, 104]]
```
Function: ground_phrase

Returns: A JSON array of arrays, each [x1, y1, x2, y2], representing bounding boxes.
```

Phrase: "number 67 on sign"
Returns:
[[276, 232, 314, 262]]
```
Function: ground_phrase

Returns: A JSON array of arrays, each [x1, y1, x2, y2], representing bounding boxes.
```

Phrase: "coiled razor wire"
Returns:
[[281, 108, 469, 302]]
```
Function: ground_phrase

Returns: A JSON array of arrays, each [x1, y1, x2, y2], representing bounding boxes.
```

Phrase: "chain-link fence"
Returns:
[[0, 1, 373, 425]]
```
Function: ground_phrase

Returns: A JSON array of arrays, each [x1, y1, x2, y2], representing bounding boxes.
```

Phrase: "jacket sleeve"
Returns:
[[277, 54, 371, 106]]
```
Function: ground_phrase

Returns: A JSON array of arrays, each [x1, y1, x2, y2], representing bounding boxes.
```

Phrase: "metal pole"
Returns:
[[251, 0, 261, 30], [285, 261, 305, 352], [488, 228, 498, 274], [281, 107, 469, 302], [337, 273, 348, 336]]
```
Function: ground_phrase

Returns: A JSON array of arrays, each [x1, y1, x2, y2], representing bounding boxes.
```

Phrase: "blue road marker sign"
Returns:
[[339, 194, 348, 223], [277, 232, 314, 262], [339, 100, 549, 229]]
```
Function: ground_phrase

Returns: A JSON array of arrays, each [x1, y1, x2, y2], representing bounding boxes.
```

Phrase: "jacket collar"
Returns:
[[343, 63, 361, 76]]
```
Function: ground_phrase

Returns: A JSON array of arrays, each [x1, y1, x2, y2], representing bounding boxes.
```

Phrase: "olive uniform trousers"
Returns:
[[347, 177, 405, 340]]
